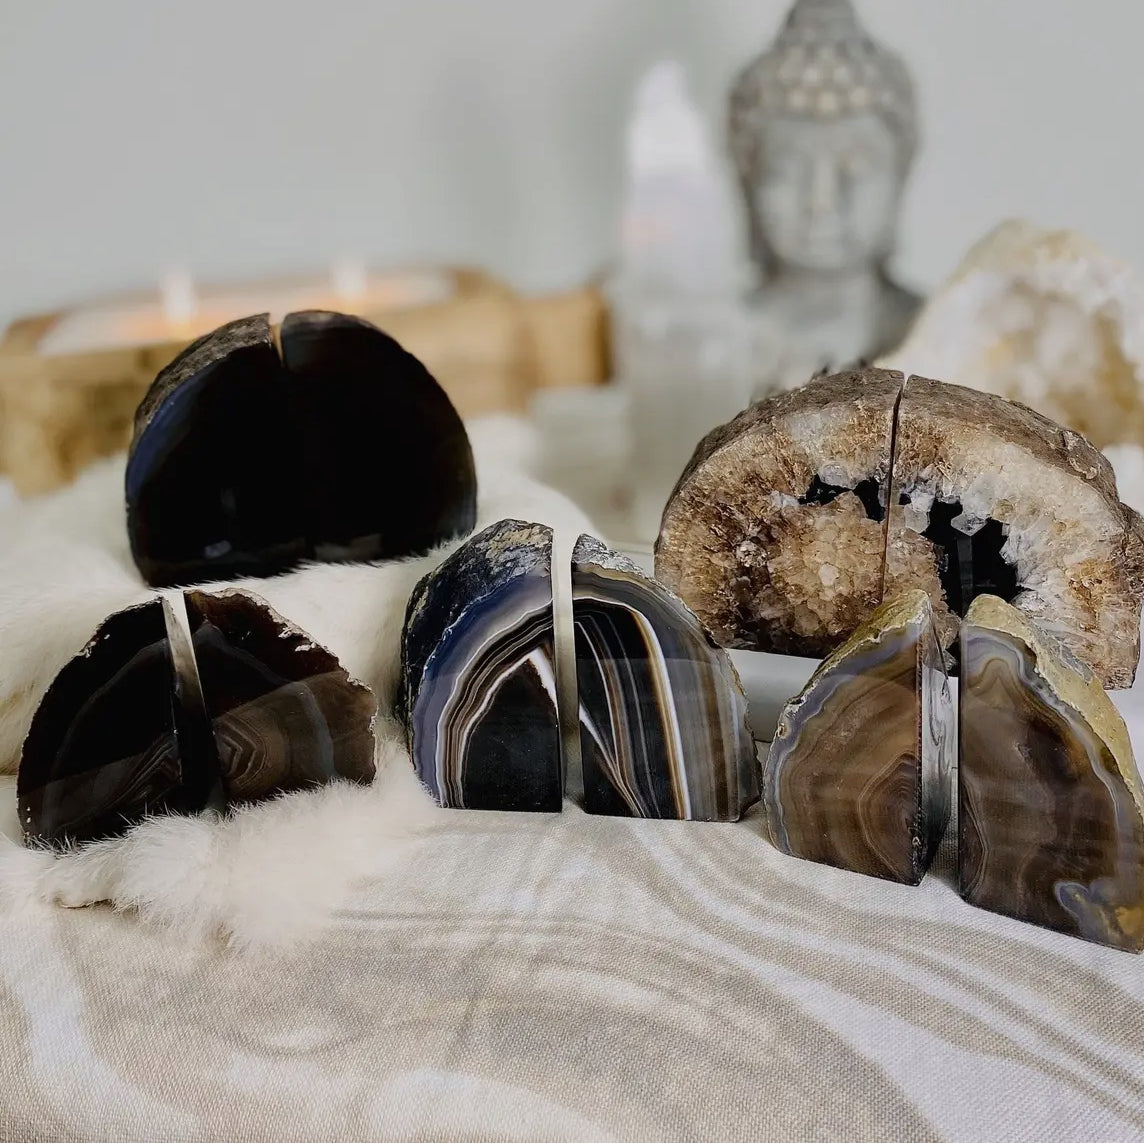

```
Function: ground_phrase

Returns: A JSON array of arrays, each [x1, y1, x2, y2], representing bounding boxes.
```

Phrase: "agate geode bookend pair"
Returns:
[[18, 591, 376, 850], [764, 588, 1144, 951], [126, 310, 478, 588], [399, 521, 758, 820]]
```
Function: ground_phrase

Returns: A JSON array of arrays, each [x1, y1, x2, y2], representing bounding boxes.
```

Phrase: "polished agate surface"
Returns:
[[764, 590, 953, 884], [960, 598, 1144, 952], [187, 591, 377, 802], [18, 599, 216, 848], [127, 311, 476, 587], [401, 520, 562, 813], [18, 591, 376, 850], [572, 534, 758, 821]]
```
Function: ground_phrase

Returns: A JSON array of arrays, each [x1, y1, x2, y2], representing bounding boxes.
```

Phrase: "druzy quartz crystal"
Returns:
[[400, 520, 562, 812], [572, 534, 758, 821], [655, 368, 900, 658], [763, 590, 953, 884], [959, 595, 1144, 952], [127, 311, 477, 587], [18, 591, 376, 850]]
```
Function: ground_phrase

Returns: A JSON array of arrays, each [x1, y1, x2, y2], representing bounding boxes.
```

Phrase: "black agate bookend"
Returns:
[[18, 592, 377, 851], [186, 590, 377, 802], [763, 590, 954, 885], [126, 311, 477, 588], [571, 534, 758, 821], [400, 520, 562, 813], [959, 596, 1144, 952]]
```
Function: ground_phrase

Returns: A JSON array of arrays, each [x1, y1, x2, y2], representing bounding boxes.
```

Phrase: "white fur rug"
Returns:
[[0, 415, 594, 951]]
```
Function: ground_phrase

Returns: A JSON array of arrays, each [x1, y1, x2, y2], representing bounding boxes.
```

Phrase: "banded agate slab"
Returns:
[[572, 534, 758, 821], [401, 520, 562, 812], [764, 589, 953, 885], [960, 595, 1144, 952]]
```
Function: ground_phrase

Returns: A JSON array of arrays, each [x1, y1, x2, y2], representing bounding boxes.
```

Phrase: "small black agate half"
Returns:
[[126, 311, 477, 588], [572, 535, 758, 821], [18, 598, 220, 848], [18, 591, 376, 851], [186, 590, 377, 802], [400, 520, 562, 813]]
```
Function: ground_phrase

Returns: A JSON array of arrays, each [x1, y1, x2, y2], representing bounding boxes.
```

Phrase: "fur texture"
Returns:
[[0, 415, 595, 950]]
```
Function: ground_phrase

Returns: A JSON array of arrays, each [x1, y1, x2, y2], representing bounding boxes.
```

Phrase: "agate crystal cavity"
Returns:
[[764, 590, 953, 884], [656, 368, 1144, 686], [655, 368, 900, 659], [126, 311, 477, 587], [400, 520, 563, 813], [959, 596, 1144, 953], [18, 591, 376, 850], [572, 534, 758, 821]]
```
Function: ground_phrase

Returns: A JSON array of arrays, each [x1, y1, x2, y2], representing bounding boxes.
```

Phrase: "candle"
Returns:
[[37, 264, 456, 356]]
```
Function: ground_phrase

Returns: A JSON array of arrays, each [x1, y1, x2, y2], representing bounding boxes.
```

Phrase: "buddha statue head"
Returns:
[[729, 0, 918, 281]]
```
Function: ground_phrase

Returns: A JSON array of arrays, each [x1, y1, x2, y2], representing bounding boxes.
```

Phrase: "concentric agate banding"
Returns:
[[763, 590, 953, 884], [959, 596, 1144, 952], [186, 590, 377, 802], [572, 535, 758, 821], [401, 520, 562, 813]]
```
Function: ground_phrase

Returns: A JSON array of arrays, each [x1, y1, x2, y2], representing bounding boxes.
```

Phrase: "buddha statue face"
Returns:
[[730, 0, 917, 280], [752, 112, 903, 274]]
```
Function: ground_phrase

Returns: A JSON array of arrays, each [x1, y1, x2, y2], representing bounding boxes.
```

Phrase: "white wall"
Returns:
[[1, 1, 1141, 326]]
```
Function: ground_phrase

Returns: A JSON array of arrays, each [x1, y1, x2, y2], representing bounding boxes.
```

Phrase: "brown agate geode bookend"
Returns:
[[959, 596, 1144, 953], [763, 589, 953, 885]]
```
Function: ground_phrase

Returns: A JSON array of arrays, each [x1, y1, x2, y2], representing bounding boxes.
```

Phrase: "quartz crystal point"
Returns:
[[17, 598, 222, 849], [186, 590, 377, 802], [887, 375, 1144, 686], [572, 534, 758, 820], [763, 589, 953, 884], [127, 311, 477, 587], [400, 520, 562, 812], [959, 595, 1144, 952], [18, 592, 375, 850], [655, 368, 901, 658]]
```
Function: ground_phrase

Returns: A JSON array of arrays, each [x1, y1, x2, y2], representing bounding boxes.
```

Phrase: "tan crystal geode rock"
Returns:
[[656, 369, 1144, 687], [655, 369, 900, 658], [881, 219, 1144, 450]]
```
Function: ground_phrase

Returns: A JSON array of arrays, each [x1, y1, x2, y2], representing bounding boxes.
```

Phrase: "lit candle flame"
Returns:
[[160, 268, 198, 330], [330, 257, 369, 303]]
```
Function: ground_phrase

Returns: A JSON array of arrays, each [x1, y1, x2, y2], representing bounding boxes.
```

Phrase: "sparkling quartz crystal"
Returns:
[[882, 219, 1144, 451], [763, 589, 952, 884], [572, 534, 758, 821], [959, 595, 1144, 952], [127, 311, 476, 588], [400, 520, 562, 813], [655, 368, 900, 658]]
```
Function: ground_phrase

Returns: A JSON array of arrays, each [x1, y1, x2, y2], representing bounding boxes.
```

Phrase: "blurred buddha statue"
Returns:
[[730, 0, 922, 389]]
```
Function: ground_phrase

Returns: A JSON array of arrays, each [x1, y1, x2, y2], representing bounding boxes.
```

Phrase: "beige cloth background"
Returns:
[[3, 796, 1144, 1142]]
